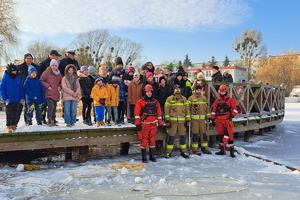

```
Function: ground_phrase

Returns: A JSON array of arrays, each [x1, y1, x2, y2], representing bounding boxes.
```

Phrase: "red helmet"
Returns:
[[144, 84, 153, 92], [219, 84, 227, 93]]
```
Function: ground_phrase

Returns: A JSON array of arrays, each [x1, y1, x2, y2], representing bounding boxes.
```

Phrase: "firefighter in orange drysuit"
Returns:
[[211, 84, 238, 157], [135, 84, 163, 163]]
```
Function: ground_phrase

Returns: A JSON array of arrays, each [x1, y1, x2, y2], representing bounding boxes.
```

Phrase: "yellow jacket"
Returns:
[[91, 84, 108, 106], [106, 83, 120, 106]]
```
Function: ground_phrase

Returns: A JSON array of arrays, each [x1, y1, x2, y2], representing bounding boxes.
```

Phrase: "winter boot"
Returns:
[[215, 144, 226, 155], [201, 147, 212, 154], [6, 126, 12, 133], [149, 148, 157, 162], [96, 121, 101, 127], [141, 149, 147, 163], [230, 147, 236, 158], [180, 149, 189, 158]]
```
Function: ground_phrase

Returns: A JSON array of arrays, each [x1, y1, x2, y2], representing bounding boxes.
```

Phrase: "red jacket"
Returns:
[[211, 95, 238, 120], [134, 97, 163, 126]]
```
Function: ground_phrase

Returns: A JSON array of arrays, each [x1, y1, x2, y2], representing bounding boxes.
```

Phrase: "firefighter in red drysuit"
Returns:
[[211, 84, 238, 157], [135, 84, 163, 163]]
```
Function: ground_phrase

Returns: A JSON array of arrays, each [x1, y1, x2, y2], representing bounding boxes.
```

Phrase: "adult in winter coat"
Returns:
[[127, 72, 143, 124], [157, 76, 172, 122], [58, 50, 79, 77], [134, 84, 163, 163], [210, 66, 223, 107], [0, 63, 24, 133], [23, 66, 45, 126], [91, 77, 108, 127], [187, 85, 211, 155], [222, 70, 233, 83], [211, 85, 238, 158], [61, 64, 81, 127], [164, 84, 191, 159], [106, 76, 120, 126], [78, 66, 94, 126], [40, 59, 62, 126], [17, 53, 40, 124]]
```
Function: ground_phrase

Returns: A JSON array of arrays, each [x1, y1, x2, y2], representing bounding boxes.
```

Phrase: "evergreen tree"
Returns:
[[209, 56, 217, 67], [178, 60, 182, 67], [202, 61, 206, 68], [223, 55, 230, 66], [183, 54, 193, 67]]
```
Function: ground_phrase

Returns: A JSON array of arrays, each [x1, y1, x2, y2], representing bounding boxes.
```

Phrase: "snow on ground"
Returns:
[[0, 99, 300, 199]]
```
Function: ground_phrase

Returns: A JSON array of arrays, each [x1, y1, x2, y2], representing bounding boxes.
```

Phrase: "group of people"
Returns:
[[0, 51, 238, 163]]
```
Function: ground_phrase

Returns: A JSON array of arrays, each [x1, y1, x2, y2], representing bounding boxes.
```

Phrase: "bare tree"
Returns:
[[232, 29, 267, 81], [0, 0, 19, 63], [26, 39, 61, 64]]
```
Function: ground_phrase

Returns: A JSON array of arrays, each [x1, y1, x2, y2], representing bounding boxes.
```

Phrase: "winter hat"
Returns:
[[165, 63, 174, 71], [195, 85, 202, 90], [159, 76, 166, 83], [146, 72, 153, 79], [24, 53, 33, 59], [133, 72, 140, 77], [183, 72, 188, 77], [197, 72, 205, 79], [88, 66, 97, 74], [242, 79, 246, 83], [94, 77, 103, 84], [116, 56, 123, 66], [127, 66, 135, 73], [212, 66, 219, 70], [223, 70, 229, 74], [111, 76, 120, 84], [50, 59, 58, 66], [28, 65, 37, 75], [80, 65, 88, 72], [6, 63, 17, 74]]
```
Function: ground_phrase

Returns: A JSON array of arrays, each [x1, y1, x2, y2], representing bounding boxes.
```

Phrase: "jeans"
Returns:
[[63, 100, 77, 124], [26, 103, 42, 123], [107, 106, 118, 121]]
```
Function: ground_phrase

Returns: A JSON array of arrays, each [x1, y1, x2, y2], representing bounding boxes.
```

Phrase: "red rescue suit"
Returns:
[[211, 95, 238, 141], [135, 97, 163, 149]]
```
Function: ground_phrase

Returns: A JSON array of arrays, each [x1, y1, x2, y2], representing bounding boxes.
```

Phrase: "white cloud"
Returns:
[[16, 0, 250, 35]]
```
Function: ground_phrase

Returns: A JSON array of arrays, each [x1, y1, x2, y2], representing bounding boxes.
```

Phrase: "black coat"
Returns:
[[17, 62, 40, 85], [58, 56, 79, 76], [38, 57, 51, 78], [79, 75, 94, 99], [157, 84, 172, 106], [211, 71, 222, 82]]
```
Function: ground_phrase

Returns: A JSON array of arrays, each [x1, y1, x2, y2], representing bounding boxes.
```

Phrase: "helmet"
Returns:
[[144, 84, 153, 92], [219, 85, 227, 93]]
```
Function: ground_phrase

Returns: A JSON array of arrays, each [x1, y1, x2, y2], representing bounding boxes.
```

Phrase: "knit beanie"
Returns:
[[50, 59, 58, 66], [133, 72, 140, 78], [28, 65, 37, 75], [165, 63, 174, 71], [111, 76, 120, 84], [80, 65, 88, 72], [146, 72, 153, 79], [88, 66, 97, 74]]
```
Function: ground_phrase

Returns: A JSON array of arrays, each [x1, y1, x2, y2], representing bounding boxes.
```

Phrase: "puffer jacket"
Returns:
[[0, 71, 24, 103], [23, 75, 45, 104], [40, 67, 62, 101], [78, 72, 94, 99], [106, 83, 120, 106], [91, 84, 108, 106]]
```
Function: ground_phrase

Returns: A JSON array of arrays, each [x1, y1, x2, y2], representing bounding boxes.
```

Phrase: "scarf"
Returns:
[[68, 74, 76, 92], [52, 69, 60, 76]]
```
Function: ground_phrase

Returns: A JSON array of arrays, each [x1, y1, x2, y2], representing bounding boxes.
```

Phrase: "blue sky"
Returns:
[[15, 0, 300, 65]]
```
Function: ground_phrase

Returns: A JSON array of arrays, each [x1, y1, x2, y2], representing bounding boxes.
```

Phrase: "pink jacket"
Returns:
[[61, 76, 81, 102], [40, 67, 62, 102]]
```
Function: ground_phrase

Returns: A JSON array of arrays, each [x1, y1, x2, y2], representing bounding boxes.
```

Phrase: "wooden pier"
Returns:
[[0, 82, 285, 162]]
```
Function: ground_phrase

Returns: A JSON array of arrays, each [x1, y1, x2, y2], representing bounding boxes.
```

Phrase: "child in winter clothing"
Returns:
[[117, 76, 128, 124], [106, 76, 120, 126], [40, 59, 62, 126], [78, 66, 94, 126], [91, 77, 108, 126], [127, 72, 143, 124], [61, 64, 81, 127], [23, 65, 45, 125], [0, 63, 24, 132]]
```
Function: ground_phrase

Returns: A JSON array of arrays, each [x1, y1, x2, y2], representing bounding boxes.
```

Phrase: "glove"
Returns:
[[158, 125, 163, 130], [5, 99, 10, 105], [136, 124, 142, 132], [185, 120, 190, 127], [99, 98, 106, 106], [228, 115, 234, 121], [165, 120, 171, 128]]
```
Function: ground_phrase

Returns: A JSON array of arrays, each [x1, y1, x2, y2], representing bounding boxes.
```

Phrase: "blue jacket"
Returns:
[[23, 75, 45, 104], [0, 71, 24, 103]]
